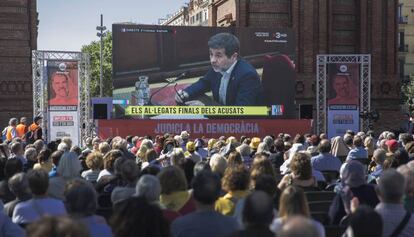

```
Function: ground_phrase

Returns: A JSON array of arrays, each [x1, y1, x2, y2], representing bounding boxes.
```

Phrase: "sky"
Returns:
[[37, 0, 188, 51]]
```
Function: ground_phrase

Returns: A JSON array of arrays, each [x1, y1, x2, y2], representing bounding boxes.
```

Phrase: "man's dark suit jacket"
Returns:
[[183, 59, 264, 106]]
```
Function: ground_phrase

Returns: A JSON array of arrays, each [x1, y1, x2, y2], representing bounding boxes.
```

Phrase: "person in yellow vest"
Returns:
[[15, 117, 28, 138]]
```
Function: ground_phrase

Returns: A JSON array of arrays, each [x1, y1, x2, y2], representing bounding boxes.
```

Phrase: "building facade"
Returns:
[[207, 0, 399, 132], [0, 0, 38, 127], [399, 0, 414, 84], [161, 7, 189, 26], [188, 0, 210, 26]]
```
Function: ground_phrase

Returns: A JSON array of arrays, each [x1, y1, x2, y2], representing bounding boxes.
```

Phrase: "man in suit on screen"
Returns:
[[175, 33, 263, 106]]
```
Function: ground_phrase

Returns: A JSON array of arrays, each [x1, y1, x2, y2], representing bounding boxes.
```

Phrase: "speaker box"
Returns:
[[299, 104, 313, 119], [93, 104, 108, 119]]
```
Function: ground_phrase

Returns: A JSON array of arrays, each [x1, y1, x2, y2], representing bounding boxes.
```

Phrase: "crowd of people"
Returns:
[[0, 116, 414, 237]]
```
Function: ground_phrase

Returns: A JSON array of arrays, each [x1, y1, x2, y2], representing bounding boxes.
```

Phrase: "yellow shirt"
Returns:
[[215, 190, 249, 216], [160, 190, 191, 212], [33, 162, 53, 173]]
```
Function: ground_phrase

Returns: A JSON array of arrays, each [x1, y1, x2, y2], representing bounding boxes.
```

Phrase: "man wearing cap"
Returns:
[[385, 139, 399, 153], [249, 137, 261, 156]]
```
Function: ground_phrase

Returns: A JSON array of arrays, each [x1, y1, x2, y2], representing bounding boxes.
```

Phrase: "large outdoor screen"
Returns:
[[112, 24, 297, 119]]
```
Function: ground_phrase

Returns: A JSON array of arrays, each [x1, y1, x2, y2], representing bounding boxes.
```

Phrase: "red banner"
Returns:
[[97, 119, 312, 139]]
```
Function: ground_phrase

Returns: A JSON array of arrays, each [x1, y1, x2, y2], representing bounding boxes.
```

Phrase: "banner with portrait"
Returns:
[[327, 63, 360, 138], [46, 60, 81, 146], [47, 60, 79, 106]]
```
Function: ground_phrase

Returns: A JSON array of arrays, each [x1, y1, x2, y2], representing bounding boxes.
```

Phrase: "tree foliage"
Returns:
[[81, 31, 113, 97]]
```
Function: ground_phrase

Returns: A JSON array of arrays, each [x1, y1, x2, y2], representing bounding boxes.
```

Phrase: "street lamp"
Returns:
[[96, 14, 107, 97]]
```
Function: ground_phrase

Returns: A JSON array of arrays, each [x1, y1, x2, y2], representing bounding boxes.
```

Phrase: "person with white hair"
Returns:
[[9, 142, 26, 166], [236, 143, 252, 168], [112, 138, 135, 160], [61, 137, 72, 150], [33, 139, 44, 153], [174, 135, 184, 150], [209, 153, 227, 177], [180, 131, 190, 151], [135, 174, 161, 202], [48, 151, 81, 200], [24, 147, 38, 170], [57, 142, 69, 152]]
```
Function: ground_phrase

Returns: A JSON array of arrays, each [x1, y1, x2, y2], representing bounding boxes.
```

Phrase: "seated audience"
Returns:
[[110, 196, 169, 237], [64, 179, 113, 237], [329, 161, 379, 225], [209, 153, 227, 177], [4, 172, 32, 218], [227, 151, 243, 167], [278, 216, 320, 237], [346, 136, 368, 160], [26, 216, 89, 237], [24, 147, 38, 171], [171, 171, 239, 237], [12, 169, 66, 224], [158, 166, 196, 215], [344, 206, 383, 237], [228, 191, 274, 237], [33, 149, 53, 172], [397, 162, 414, 212], [311, 139, 342, 172], [236, 143, 252, 169], [215, 165, 250, 216], [111, 159, 140, 205], [270, 186, 325, 237], [184, 141, 201, 164], [368, 148, 387, 181], [331, 136, 349, 162], [96, 149, 123, 186], [269, 138, 285, 173], [48, 150, 63, 177], [48, 151, 82, 200], [375, 169, 414, 236], [135, 174, 181, 222], [81, 152, 103, 183], [278, 152, 319, 191], [0, 158, 23, 203]]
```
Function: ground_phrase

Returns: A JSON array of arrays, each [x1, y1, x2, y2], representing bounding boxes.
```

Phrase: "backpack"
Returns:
[[1, 127, 7, 141]]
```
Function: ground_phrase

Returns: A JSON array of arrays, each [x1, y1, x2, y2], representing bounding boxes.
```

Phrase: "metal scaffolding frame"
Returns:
[[32, 51, 91, 146], [316, 54, 371, 135]]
